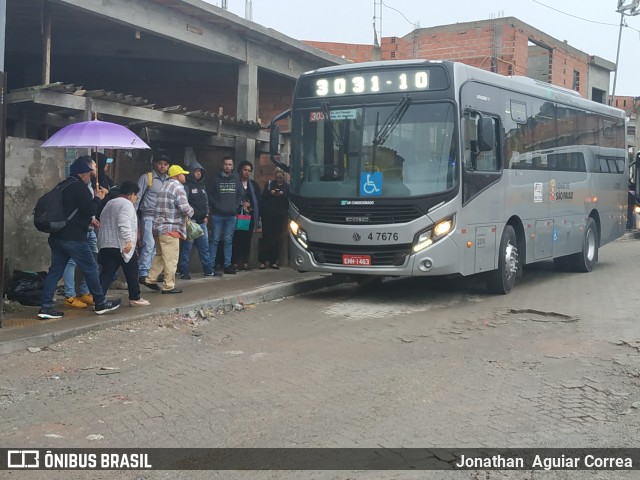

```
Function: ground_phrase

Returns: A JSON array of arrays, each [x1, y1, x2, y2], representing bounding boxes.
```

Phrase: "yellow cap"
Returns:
[[168, 165, 189, 177]]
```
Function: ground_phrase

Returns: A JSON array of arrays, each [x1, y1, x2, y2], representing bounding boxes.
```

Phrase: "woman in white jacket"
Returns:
[[97, 181, 150, 307]]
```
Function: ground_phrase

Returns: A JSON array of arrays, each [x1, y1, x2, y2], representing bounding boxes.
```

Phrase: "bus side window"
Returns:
[[599, 158, 609, 173], [473, 117, 500, 172], [465, 113, 499, 172]]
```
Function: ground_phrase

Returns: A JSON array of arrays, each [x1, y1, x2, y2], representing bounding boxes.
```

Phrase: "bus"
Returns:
[[268, 60, 627, 293]]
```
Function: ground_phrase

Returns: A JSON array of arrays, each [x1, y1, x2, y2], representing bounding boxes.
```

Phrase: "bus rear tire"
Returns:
[[486, 225, 519, 294], [568, 217, 598, 272]]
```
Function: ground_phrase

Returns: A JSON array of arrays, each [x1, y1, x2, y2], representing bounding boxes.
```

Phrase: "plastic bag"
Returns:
[[185, 217, 204, 242], [5, 270, 46, 306]]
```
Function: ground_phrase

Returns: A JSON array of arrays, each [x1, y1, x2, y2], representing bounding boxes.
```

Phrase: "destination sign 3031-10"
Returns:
[[298, 66, 449, 97]]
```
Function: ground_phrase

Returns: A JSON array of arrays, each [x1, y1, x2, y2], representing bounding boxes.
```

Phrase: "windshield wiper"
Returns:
[[372, 95, 411, 146], [321, 101, 343, 148]]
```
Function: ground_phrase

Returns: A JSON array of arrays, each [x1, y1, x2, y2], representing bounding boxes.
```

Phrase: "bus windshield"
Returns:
[[291, 102, 457, 198]]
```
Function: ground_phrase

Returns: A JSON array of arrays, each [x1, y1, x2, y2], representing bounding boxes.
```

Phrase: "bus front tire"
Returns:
[[486, 225, 519, 294]]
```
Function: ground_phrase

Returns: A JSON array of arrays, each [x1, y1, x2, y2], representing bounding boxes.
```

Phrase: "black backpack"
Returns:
[[33, 177, 79, 233]]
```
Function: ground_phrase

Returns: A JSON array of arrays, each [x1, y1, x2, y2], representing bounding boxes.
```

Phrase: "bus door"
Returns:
[[461, 110, 502, 274]]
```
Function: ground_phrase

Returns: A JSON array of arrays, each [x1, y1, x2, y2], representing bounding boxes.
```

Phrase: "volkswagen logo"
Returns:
[[353, 233, 361, 242]]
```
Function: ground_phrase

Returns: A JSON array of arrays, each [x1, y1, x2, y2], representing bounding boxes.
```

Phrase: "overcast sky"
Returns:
[[206, 0, 640, 97]]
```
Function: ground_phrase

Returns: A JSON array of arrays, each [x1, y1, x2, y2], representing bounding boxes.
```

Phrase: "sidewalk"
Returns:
[[0, 268, 344, 356]]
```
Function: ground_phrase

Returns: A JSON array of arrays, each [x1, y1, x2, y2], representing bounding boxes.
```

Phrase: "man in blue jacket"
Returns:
[[38, 157, 122, 319], [208, 156, 243, 275]]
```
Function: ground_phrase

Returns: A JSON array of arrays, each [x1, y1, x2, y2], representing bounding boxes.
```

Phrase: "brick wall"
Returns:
[[304, 41, 376, 63], [610, 95, 638, 115], [307, 19, 593, 95]]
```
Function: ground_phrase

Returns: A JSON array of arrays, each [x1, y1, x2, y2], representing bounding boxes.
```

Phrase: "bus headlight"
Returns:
[[289, 220, 309, 249], [634, 205, 640, 214], [413, 216, 455, 253]]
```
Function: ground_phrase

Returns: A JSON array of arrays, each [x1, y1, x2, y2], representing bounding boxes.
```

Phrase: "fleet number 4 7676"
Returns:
[[368, 232, 399, 241]]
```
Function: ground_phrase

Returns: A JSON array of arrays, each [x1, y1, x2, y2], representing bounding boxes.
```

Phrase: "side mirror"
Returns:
[[269, 124, 280, 158], [477, 117, 495, 152], [269, 109, 291, 172]]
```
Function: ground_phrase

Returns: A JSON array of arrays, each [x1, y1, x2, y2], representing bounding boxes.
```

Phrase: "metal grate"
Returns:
[[309, 242, 413, 266], [302, 204, 423, 225]]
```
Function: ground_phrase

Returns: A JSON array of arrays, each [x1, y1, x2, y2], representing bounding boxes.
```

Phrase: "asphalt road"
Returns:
[[1, 237, 640, 480]]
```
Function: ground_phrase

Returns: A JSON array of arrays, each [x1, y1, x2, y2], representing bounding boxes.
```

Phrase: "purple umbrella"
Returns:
[[41, 119, 150, 149]]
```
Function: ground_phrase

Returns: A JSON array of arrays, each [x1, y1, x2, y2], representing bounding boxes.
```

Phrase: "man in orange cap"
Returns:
[[142, 164, 194, 294]]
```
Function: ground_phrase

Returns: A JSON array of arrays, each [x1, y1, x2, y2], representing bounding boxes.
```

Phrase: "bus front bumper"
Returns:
[[289, 235, 461, 277]]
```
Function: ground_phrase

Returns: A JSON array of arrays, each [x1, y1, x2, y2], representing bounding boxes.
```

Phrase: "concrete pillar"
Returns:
[[236, 62, 258, 163]]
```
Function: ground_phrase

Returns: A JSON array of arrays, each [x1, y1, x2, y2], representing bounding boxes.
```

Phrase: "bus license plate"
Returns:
[[342, 254, 371, 266]]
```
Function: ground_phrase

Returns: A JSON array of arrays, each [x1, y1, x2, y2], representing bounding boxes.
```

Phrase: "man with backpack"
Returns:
[[37, 157, 122, 319], [134, 155, 170, 285]]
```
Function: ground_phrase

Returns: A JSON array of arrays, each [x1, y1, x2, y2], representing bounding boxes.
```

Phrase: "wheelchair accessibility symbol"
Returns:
[[360, 172, 382, 196]]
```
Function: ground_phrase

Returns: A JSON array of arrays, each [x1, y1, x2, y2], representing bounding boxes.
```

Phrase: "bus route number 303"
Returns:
[[368, 232, 399, 241]]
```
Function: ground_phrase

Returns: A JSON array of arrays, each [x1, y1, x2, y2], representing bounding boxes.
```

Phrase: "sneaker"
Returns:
[[77, 293, 94, 305], [223, 266, 237, 275], [65, 297, 88, 309], [129, 298, 150, 307], [37, 307, 64, 320], [203, 271, 216, 277], [138, 276, 147, 285], [161, 288, 183, 294], [180, 272, 191, 280], [95, 298, 121, 315]]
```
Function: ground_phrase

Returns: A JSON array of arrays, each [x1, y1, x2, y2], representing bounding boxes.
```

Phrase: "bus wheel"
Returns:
[[486, 225, 519, 294], [569, 217, 598, 272]]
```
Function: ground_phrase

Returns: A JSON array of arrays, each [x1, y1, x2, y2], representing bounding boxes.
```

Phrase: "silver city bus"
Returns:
[[269, 60, 627, 293]]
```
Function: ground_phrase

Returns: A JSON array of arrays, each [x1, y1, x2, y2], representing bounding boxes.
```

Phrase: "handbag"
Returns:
[[236, 207, 252, 231], [185, 217, 204, 242]]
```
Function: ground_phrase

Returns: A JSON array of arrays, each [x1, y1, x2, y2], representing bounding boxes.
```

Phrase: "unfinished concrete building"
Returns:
[[2, 0, 345, 273]]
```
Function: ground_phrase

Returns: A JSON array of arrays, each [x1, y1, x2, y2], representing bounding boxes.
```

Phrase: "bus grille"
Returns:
[[302, 205, 423, 225], [308, 242, 412, 266]]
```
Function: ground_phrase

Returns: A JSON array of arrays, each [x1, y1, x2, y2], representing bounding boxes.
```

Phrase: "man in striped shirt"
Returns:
[[142, 164, 194, 294]]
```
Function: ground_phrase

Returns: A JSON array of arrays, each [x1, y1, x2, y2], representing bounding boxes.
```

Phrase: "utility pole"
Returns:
[[373, 0, 382, 46], [0, 0, 6, 325], [612, 0, 640, 98]]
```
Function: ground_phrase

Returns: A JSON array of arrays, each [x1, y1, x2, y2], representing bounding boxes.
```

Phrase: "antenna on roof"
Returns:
[[245, 0, 253, 20], [221, 0, 228, 9]]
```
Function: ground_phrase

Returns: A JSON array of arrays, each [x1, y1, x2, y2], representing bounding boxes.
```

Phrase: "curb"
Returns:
[[0, 273, 345, 356]]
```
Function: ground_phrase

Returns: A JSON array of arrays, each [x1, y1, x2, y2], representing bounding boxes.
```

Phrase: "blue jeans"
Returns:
[[63, 230, 97, 297], [41, 237, 105, 309], [178, 222, 213, 274], [138, 216, 156, 277], [209, 215, 236, 268]]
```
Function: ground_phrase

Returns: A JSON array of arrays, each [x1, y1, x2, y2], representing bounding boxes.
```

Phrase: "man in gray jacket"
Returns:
[[208, 156, 243, 275], [134, 155, 170, 283]]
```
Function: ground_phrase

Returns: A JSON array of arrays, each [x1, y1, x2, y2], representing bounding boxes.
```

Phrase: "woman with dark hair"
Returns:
[[232, 160, 261, 270], [97, 181, 150, 307]]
